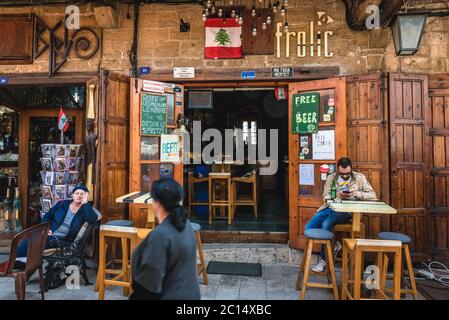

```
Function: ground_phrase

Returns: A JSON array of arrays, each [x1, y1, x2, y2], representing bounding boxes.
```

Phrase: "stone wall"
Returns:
[[0, 0, 448, 76]]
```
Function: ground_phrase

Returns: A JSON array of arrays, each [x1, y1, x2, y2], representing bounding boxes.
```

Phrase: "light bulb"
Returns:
[[229, 0, 233, 4], [206, 0, 211, 8], [202, 13, 207, 21], [273, 6, 277, 13], [218, 8, 223, 17], [211, 6, 216, 15], [284, 0, 288, 7], [258, 0, 263, 2], [231, 9, 236, 18], [252, 27, 257, 36], [262, 22, 267, 30], [281, 6, 285, 16], [251, 7, 256, 17], [205, 8, 210, 16], [266, 16, 271, 24], [235, 14, 239, 23], [238, 16, 243, 25], [284, 21, 288, 32]]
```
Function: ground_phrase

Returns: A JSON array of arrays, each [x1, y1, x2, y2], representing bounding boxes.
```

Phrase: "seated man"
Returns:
[[17, 185, 99, 258], [305, 157, 376, 272]]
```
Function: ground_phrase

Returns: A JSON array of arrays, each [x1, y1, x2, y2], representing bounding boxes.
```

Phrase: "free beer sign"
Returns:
[[292, 92, 319, 134]]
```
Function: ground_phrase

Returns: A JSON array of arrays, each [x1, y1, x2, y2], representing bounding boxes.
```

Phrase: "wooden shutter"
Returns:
[[346, 73, 390, 238], [388, 73, 431, 259], [97, 70, 130, 222], [0, 15, 34, 64], [428, 74, 449, 261]]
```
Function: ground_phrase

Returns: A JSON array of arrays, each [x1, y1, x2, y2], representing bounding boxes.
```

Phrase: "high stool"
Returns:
[[208, 173, 233, 225], [191, 223, 208, 285], [188, 172, 209, 217], [232, 171, 258, 220], [378, 232, 418, 300], [95, 220, 133, 293], [341, 238, 402, 300], [334, 222, 366, 262], [295, 228, 339, 300]]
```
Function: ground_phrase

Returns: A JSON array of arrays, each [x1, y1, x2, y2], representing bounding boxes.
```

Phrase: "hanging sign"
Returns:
[[160, 134, 182, 163], [142, 80, 165, 94], [312, 129, 335, 160], [292, 92, 319, 134], [174, 67, 195, 79]]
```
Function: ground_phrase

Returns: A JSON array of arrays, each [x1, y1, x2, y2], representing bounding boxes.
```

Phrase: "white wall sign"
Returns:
[[312, 130, 335, 160], [299, 163, 315, 186], [174, 67, 195, 79], [160, 134, 182, 163], [142, 80, 165, 93]]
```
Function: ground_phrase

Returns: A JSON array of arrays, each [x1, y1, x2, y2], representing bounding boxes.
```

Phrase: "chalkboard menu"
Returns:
[[141, 93, 167, 135], [292, 92, 319, 134]]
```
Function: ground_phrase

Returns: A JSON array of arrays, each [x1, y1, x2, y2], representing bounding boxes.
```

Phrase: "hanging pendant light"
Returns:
[[205, 8, 210, 16], [235, 14, 239, 23], [211, 6, 216, 15], [251, 6, 256, 17], [284, 0, 288, 8], [206, 0, 212, 9], [229, 0, 233, 4], [238, 16, 243, 25], [202, 11, 207, 22], [281, 6, 286, 16], [218, 8, 223, 17], [252, 26, 257, 36], [262, 22, 267, 30], [284, 21, 289, 32], [266, 15, 272, 24], [231, 9, 236, 18]]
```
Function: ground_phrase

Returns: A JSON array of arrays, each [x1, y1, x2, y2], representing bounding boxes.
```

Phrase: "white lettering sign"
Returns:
[[161, 134, 182, 163], [174, 67, 195, 79], [142, 80, 165, 93]]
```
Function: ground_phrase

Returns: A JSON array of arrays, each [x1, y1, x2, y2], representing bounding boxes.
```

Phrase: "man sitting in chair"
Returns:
[[305, 157, 377, 272], [17, 185, 99, 258]]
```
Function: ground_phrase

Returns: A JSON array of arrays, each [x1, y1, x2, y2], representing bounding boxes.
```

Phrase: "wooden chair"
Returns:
[[295, 228, 339, 300], [208, 173, 233, 225], [341, 238, 402, 300], [0, 222, 51, 300], [232, 171, 258, 220], [191, 223, 208, 285], [188, 172, 209, 217], [378, 232, 418, 300]]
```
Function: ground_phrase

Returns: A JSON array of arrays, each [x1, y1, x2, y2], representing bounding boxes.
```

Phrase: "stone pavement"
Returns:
[[0, 243, 425, 300]]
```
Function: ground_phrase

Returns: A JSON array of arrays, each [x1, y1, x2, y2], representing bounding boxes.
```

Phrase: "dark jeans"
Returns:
[[305, 207, 351, 260], [16, 235, 60, 258]]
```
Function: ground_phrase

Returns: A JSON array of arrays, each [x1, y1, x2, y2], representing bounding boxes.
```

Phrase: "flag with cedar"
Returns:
[[205, 18, 242, 59], [58, 108, 69, 132]]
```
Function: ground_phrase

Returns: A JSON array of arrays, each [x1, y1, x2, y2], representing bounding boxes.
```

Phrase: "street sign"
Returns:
[[139, 67, 151, 75], [0, 77, 8, 85], [272, 67, 293, 78], [241, 71, 256, 79]]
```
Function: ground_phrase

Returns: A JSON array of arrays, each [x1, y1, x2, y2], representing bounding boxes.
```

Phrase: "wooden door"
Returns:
[[288, 78, 347, 249], [346, 73, 390, 238], [389, 73, 431, 260], [129, 79, 184, 228], [428, 74, 449, 261], [97, 70, 130, 222], [19, 109, 84, 228]]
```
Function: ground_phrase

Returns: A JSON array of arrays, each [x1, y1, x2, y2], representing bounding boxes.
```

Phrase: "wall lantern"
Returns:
[[391, 12, 428, 56]]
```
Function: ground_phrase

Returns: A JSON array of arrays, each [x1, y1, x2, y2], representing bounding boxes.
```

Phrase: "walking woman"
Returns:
[[130, 178, 201, 300]]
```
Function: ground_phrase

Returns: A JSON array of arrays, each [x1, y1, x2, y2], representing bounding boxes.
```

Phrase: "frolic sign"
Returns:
[[275, 11, 334, 58]]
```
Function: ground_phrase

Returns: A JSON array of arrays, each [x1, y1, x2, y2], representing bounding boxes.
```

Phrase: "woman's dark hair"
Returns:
[[151, 178, 187, 232]]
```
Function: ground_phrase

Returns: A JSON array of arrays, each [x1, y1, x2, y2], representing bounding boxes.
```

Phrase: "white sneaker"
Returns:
[[334, 240, 342, 256], [312, 259, 326, 272]]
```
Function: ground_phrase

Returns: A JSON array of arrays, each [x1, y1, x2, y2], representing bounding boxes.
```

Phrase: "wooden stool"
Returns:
[[95, 220, 134, 292], [208, 173, 233, 225], [341, 238, 402, 300], [232, 172, 258, 220], [97, 225, 151, 300], [191, 223, 208, 285], [188, 172, 209, 217], [295, 228, 339, 300], [378, 232, 418, 300]]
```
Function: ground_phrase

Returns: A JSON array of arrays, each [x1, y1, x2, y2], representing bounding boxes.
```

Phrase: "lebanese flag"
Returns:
[[58, 108, 69, 132], [274, 87, 288, 101], [205, 18, 242, 59]]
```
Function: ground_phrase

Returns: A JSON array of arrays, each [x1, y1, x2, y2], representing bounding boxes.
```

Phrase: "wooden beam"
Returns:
[[0, 72, 98, 85]]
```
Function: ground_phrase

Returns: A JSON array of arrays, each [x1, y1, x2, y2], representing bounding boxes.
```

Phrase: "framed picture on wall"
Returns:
[[141, 136, 160, 160]]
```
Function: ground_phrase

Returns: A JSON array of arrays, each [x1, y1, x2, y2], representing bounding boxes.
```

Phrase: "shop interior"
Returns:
[[0, 85, 85, 228], [184, 88, 289, 232]]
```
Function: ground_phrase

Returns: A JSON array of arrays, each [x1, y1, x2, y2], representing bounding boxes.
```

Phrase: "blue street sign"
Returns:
[[241, 71, 256, 79], [0, 77, 8, 85], [139, 67, 151, 75]]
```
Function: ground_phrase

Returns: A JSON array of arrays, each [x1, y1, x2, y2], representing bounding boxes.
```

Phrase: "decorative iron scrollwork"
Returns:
[[33, 15, 100, 76]]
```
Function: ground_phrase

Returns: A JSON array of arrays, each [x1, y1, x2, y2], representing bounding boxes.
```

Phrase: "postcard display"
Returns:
[[40, 144, 83, 217]]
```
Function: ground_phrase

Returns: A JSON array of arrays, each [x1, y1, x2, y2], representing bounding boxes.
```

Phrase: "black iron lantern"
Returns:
[[391, 12, 428, 56]]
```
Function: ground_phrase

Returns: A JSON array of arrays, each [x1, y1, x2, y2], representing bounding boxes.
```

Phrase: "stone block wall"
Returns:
[[0, 0, 448, 76]]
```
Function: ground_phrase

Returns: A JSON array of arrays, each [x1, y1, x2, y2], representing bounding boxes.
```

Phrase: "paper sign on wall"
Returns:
[[160, 134, 182, 163], [299, 163, 315, 186], [312, 130, 335, 160]]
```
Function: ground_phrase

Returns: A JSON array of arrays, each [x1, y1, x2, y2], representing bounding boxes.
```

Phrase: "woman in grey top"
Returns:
[[130, 178, 201, 300]]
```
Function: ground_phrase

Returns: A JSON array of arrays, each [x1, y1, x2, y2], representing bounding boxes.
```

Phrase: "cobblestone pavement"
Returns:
[[0, 243, 425, 300]]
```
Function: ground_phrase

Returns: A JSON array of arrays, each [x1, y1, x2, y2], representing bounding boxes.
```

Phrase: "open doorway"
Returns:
[[184, 87, 289, 232]]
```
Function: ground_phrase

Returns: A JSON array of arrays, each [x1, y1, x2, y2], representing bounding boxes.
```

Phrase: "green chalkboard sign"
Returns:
[[141, 93, 167, 135], [292, 92, 319, 134]]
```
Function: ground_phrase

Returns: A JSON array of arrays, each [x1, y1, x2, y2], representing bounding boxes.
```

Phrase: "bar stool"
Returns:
[[191, 222, 208, 285], [95, 220, 133, 296], [378, 232, 418, 300], [188, 172, 209, 217], [208, 173, 233, 225], [232, 171, 258, 220], [341, 238, 402, 300], [295, 228, 339, 300]]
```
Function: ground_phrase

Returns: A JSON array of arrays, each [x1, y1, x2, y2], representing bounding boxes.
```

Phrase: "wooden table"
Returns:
[[116, 191, 154, 228], [327, 199, 397, 237], [97, 225, 151, 300]]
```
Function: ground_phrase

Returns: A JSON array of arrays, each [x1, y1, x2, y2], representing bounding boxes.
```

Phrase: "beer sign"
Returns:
[[292, 92, 319, 134]]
